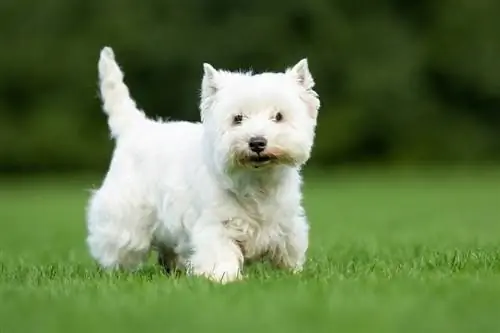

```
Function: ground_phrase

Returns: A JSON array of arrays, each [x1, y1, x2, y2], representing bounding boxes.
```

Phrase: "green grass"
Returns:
[[1, 168, 500, 333]]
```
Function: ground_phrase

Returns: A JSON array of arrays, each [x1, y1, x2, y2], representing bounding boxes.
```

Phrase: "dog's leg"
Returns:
[[185, 219, 243, 283], [272, 213, 309, 273], [157, 246, 179, 274], [86, 187, 156, 271]]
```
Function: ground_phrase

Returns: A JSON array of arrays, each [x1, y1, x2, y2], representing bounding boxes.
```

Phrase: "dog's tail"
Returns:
[[98, 46, 146, 138]]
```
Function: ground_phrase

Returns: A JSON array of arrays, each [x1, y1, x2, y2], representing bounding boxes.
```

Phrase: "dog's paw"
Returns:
[[209, 264, 243, 284], [201, 266, 243, 284], [292, 264, 304, 274], [189, 260, 243, 284]]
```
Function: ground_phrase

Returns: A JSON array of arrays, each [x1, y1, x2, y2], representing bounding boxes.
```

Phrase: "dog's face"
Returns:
[[200, 60, 320, 172]]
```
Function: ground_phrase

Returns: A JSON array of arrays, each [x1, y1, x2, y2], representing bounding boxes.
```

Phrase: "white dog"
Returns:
[[86, 47, 320, 283]]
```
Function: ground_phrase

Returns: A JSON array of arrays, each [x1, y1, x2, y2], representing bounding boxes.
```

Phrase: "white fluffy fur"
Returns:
[[86, 47, 320, 283]]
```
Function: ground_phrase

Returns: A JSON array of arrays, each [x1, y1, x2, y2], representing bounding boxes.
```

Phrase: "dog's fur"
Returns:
[[86, 47, 320, 283]]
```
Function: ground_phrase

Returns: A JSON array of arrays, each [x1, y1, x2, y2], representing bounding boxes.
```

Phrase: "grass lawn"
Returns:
[[0, 168, 499, 333]]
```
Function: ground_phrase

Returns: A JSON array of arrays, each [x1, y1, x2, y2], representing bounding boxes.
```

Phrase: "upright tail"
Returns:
[[98, 47, 145, 138]]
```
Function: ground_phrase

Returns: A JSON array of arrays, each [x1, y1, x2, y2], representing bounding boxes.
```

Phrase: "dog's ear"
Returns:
[[287, 58, 315, 90], [287, 59, 320, 119], [201, 63, 219, 101]]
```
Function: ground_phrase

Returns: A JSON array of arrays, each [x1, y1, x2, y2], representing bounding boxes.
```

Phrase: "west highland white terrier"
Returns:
[[86, 46, 320, 283]]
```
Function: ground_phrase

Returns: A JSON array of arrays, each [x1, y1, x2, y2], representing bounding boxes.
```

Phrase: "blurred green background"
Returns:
[[1, 2, 500, 331], [1, 0, 499, 173]]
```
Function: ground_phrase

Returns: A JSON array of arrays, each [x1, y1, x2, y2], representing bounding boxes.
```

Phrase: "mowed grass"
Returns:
[[0, 168, 499, 333]]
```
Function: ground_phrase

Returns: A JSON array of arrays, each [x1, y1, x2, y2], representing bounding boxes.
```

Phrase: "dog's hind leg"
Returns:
[[156, 246, 179, 275], [85, 186, 157, 271]]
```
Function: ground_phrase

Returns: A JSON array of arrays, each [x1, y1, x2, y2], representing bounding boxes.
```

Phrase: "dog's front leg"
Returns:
[[186, 217, 243, 284], [272, 213, 309, 273]]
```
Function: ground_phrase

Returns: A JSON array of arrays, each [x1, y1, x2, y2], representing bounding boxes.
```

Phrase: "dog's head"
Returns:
[[200, 59, 320, 173]]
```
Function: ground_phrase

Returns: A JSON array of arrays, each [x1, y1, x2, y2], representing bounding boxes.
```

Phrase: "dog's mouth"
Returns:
[[247, 154, 275, 168], [249, 155, 272, 163], [235, 148, 290, 169]]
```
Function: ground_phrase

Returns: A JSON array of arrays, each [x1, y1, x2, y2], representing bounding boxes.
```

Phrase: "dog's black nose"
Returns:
[[248, 136, 267, 153]]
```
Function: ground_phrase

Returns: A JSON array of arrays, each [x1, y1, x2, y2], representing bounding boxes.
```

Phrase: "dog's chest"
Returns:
[[224, 193, 285, 259]]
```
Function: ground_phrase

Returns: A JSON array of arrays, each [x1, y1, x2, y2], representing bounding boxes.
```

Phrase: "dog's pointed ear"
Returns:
[[287, 58, 320, 119], [201, 63, 219, 101], [287, 58, 315, 90]]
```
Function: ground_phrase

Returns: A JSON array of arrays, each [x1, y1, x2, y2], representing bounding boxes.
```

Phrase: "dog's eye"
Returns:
[[274, 112, 284, 122], [233, 114, 243, 125]]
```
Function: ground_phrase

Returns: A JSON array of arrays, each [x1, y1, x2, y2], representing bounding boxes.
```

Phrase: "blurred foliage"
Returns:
[[0, 0, 499, 172]]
